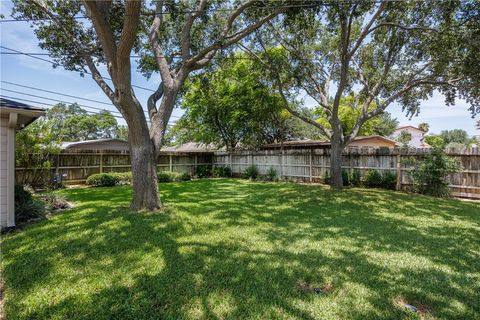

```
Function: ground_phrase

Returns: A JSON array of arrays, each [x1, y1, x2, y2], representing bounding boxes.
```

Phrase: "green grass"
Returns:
[[1, 179, 479, 320]]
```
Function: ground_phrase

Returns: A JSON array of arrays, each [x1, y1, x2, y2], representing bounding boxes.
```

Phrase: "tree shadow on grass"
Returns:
[[2, 179, 479, 319]]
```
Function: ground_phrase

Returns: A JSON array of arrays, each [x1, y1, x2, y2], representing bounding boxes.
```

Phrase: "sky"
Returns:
[[1, 1, 479, 136]]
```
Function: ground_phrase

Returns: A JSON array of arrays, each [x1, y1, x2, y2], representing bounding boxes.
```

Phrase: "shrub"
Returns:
[[196, 165, 212, 178], [350, 169, 361, 187], [110, 172, 132, 185], [175, 172, 192, 182], [244, 165, 259, 180], [342, 170, 350, 186], [39, 193, 71, 211], [264, 167, 278, 181], [86, 173, 119, 187], [364, 170, 383, 188], [157, 171, 175, 183], [322, 170, 331, 184], [213, 166, 232, 178], [410, 146, 461, 197], [381, 171, 397, 190], [14, 185, 46, 224]]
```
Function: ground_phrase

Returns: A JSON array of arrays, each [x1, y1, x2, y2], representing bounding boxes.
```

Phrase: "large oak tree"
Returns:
[[246, 0, 480, 188], [13, 0, 291, 210]]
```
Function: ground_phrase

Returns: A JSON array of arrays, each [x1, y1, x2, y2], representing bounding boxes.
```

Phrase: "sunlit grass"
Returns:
[[2, 179, 479, 319]]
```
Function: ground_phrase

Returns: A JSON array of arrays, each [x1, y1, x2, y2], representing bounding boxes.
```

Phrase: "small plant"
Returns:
[[39, 193, 71, 211], [157, 171, 175, 183], [322, 170, 331, 184], [364, 170, 383, 188], [410, 146, 461, 197], [350, 169, 361, 187], [175, 172, 192, 182], [14, 184, 46, 224], [342, 170, 350, 186], [264, 167, 278, 181], [244, 165, 259, 180], [86, 173, 119, 187], [213, 166, 232, 178], [196, 165, 212, 178], [381, 171, 397, 190]]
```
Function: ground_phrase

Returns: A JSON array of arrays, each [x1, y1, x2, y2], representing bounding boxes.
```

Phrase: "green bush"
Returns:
[[322, 170, 331, 184], [213, 166, 232, 178], [110, 172, 132, 185], [264, 167, 278, 181], [381, 171, 397, 190], [196, 165, 212, 178], [14, 185, 46, 224], [364, 170, 383, 188], [411, 146, 461, 197], [350, 169, 361, 187], [342, 170, 350, 186], [157, 171, 175, 183], [175, 172, 192, 182], [244, 165, 259, 180], [86, 173, 119, 187]]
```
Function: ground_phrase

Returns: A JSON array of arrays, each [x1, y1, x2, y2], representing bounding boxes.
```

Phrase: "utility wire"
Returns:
[[0, 81, 181, 120], [0, 46, 156, 93], [0, 94, 178, 125]]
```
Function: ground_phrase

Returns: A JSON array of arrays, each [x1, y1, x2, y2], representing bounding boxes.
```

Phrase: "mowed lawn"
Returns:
[[1, 179, 479, 320]]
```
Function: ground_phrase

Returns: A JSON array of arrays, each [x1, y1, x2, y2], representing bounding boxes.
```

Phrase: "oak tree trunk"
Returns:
[[125, 104, 161, 211], [330, 135, 344, 190]]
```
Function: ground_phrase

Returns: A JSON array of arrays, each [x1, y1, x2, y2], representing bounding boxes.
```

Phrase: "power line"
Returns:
[[0, 94, 178, 127], [0, 46, 462, 64], [0, 94, 125, 120], [1, 88, 124, 115], [1, 80, 114, 106], [0, 80, 181, 120], [0, 45, 156, 93]]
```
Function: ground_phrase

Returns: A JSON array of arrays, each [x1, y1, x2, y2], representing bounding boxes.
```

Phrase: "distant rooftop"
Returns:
[[0, 97, 45, 111]]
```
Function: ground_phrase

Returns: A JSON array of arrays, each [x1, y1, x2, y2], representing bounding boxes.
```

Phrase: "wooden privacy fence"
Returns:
[[15, 150, 213, 186], [16, 147, 480, 199], [213, 147, 480, 199]]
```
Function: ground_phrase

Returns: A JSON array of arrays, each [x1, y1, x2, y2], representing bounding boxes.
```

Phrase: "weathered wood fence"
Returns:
[[15, 150, 212, 186], [213, 148, 480, 199], [15, 147, 480, 199]]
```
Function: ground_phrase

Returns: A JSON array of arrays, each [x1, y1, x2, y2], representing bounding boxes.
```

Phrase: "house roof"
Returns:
[[261, 135, 400, 149], [0, 97, 45, 111], [61, 138, 128, 149], [161, 142, 221, 153], [0, 97, 46, 128], [394, 125, 426, 133]]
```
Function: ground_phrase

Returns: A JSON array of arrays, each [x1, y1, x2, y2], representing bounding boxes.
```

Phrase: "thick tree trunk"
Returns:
[[123, 97, 161, 211], [330, 135, 344, 190], [128, 130, 161, 211]]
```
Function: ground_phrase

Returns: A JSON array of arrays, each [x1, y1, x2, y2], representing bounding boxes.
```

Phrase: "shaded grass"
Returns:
[[1, 179, 479, 319]]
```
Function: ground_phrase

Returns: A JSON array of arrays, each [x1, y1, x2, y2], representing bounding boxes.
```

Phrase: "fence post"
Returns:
[[280, 149, 284, 178], [309, 149, 313, 182], [194, 154, 198, 175], [396, 153, 401, 191], [99, 152, 103, 173], [169, 154, 173, 172]]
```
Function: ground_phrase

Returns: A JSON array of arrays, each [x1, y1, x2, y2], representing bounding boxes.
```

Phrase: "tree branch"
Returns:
[[149, 0, 174, 87], [181, 0, 208, 60]]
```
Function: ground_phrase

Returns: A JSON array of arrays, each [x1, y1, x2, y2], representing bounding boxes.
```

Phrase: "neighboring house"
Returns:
[[1, 98, 45, 229], [261, 135, 400, 150], [392, 125, 431, 148], [61, 138, 130, 152]]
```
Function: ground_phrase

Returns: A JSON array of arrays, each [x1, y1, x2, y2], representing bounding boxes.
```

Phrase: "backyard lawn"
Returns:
[[1, 179, 479, 320]]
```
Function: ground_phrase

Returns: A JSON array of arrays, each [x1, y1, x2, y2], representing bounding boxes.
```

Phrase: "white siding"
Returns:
[[0, 117, 9, 227]]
